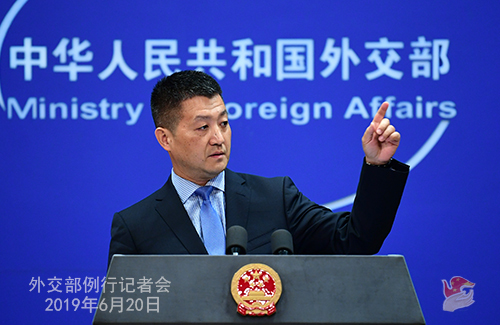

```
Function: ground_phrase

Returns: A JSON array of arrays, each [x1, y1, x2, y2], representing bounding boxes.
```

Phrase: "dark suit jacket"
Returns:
[[108, 159, 409, 266]]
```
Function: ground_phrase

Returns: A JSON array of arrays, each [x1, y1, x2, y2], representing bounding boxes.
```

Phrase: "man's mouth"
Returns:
[[209, 151, 225, 158]]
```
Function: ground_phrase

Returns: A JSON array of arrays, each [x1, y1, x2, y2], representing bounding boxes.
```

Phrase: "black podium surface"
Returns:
[[93, 255, 425, 324]]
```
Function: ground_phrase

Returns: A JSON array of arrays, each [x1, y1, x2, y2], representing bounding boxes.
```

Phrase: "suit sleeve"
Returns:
[[108, 212, 138, 268], [285, 158, 409, 255]]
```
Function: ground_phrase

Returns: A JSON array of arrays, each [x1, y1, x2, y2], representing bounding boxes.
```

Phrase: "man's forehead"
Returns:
[[180, 95, 226, 118]]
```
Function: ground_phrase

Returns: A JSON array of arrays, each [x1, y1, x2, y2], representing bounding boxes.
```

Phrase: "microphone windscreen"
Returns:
[[271, 229, 294, 254], [226, 225, 247, 255]]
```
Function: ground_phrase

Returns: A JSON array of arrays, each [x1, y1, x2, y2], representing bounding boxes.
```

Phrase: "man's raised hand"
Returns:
[[361, 102, 400, 165]]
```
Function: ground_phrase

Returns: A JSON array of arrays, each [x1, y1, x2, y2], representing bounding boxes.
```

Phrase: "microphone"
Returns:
[[226, 225, 247, 255], [271, 229, 294, 255]]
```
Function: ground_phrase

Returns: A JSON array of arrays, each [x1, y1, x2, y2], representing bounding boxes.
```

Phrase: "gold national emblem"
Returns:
[[231, 263, 282, 316]]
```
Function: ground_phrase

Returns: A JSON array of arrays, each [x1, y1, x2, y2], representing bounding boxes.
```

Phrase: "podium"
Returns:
[[93, 255, 425, 324]]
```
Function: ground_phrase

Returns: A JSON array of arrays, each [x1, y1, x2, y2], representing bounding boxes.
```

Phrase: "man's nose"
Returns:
[[210, 127, 224, 145]]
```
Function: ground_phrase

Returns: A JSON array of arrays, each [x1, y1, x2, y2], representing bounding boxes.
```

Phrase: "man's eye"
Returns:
[[198, 125, 208, 130], [221, 121, 229, 127]]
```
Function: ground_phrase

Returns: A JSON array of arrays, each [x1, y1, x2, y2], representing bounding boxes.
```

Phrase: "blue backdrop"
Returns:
[[1, 1, 499, 323]]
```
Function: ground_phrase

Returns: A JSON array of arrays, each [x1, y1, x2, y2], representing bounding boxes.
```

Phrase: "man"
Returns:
[[108, 70, 409, 266]]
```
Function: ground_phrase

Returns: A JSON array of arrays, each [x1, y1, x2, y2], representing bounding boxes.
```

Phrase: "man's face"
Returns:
[[162, 95, 231, 186]]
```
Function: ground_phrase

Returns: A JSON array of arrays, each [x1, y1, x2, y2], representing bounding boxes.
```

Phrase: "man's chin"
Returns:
[[205, 161, 228, 177]]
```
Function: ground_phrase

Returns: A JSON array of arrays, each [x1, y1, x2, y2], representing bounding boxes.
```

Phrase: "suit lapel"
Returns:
[[225, 169, 250, 230], [154, 177, 207, 254]]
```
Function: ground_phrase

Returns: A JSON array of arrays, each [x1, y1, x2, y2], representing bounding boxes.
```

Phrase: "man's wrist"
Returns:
[[364, 157, 392, 168]]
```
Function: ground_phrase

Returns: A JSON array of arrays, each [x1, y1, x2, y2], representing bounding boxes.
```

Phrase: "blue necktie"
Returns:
[[195, 186, 225, 255]]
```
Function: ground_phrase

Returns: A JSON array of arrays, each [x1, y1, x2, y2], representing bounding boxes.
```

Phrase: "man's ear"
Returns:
[[155, 127, 173, 151]]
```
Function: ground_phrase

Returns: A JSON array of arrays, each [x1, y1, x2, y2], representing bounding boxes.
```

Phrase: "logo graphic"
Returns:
[[442, 276, 475, 312], [231, 263, 282, 316]]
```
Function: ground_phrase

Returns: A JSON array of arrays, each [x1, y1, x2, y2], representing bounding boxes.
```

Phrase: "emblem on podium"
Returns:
[[231, 263, 282, 316]]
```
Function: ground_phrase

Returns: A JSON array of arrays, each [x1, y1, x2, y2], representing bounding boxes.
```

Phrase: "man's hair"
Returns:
[[150, 70, 223, 132]]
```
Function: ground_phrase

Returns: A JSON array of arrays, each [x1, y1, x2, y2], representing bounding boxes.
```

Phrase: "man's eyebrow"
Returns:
[[193, 109, 228, 121]]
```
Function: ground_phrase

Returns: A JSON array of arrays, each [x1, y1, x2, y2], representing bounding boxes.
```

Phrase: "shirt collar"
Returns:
[[171, 169, 225, 204]]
